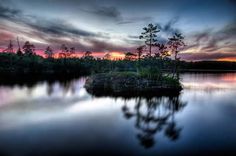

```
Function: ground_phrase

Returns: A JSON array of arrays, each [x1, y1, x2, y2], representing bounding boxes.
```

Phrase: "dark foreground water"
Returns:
[[0, 73, 236, 156]]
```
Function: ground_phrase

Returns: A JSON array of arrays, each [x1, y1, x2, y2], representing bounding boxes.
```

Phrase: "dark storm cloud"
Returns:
[[0, 2, 21, 20], [26, 20, 95, 37], [87, 6, 122, 21], [84, 4, 153, 25], [193, 31, 210, 43], [156, 17, 180, 35], [220, 20, 236, 37], [0, 3, 95, 38]]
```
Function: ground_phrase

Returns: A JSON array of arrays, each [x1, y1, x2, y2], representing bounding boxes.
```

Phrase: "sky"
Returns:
[[0, 0, 236, 61]]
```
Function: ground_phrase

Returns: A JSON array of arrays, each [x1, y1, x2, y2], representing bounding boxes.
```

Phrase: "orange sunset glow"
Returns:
[[217, 57, 236, 62], [52, 51, 125, 59]]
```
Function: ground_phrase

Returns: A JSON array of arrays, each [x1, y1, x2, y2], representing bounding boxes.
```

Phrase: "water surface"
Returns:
[[0, 73, 236, 155]]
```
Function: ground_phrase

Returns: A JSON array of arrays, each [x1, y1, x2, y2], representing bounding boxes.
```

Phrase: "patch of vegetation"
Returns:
[[162, 75, 181, 87], [138, 67, 162, 80]]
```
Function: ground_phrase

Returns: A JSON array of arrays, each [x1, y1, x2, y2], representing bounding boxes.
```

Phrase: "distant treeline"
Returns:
[[180, 61, 236, 71], [0, 53, 235, 77]]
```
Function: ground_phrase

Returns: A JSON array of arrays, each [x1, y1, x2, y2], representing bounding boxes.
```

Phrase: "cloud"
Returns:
[[0, 2, 137, 52], [117, 16, 153, 25], [84, 4, 153, 25], [89, 6, 122, 21], [0, 2, 153, 52], [181, 52, 236, 61], [220, 20, 236, 38], [193, 31, 210, 43], [182, 19, 236, 60], [156, 17, 181, 35], [0, 3, 95, 38], [26, 19, 95, 38], [0, 2, 21, 20]]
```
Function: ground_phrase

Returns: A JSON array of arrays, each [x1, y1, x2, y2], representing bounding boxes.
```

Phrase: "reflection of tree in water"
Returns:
[[46, 78, 86, 96], [60, 80, 76, 94], [46, 80, 75, 96], [122, 95, 186, 148], [47, 82, 54, 96]]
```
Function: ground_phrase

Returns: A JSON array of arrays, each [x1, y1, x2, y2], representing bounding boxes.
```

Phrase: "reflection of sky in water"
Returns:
[[0, 73, 236, 155], [182, 73, 236, 90]]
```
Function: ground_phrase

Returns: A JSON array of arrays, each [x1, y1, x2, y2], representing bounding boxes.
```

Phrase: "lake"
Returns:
[[0, 73, 236, 156]]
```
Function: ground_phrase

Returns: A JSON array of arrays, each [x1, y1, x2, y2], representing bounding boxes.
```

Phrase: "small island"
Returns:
[[85, 24, 185, 96], [85, 71, 182, 97]]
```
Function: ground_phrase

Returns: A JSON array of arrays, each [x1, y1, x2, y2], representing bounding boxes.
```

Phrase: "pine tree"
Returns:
[[168, 33, 185, 78], [139, 24, 160, 56]]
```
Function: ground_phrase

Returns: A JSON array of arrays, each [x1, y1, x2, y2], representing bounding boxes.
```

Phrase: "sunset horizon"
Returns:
[[1, 0, 236, 61]]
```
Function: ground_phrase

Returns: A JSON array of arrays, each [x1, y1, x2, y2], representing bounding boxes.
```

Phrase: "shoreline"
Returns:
[[180, 69, 236, 73]]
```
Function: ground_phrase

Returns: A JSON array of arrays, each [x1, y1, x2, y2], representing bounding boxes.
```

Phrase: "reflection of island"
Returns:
[[121, 95, 186, 148]]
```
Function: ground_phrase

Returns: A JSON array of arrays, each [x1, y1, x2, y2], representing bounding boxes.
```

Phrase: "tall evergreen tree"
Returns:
[[168, 33, 185, 61], [168, 33, 185, 78], [139, 24, 160, 56]]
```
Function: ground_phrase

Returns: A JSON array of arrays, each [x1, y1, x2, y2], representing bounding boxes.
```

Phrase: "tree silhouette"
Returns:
[[65, 47, 75, 58], [59, 44, 70, 58], [83, 51, 94, 60], [124, 52, 136, 60], [168, 33, 185, 60], [139, 24, 160, 56], [16, 37, 23, 56], [157, 43, 170, 59], [84, 51, 92, 57], [69, 47, 75, 57], [136, 45, 145, 61], [103, 53, 112, 60], [168, 33, 185, 78], [60, 44, 69, 53], [2, 40, 13, 53], [22, 41, 35, 55], [44, 46, 53, 58]]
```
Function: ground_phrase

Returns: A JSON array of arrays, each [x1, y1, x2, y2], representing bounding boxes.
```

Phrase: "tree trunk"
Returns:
[[149, 32, 152, 56], [174, 50, 179, 80]]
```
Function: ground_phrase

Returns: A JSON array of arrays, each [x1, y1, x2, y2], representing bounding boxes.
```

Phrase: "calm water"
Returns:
[[0, 73, 236, 156]]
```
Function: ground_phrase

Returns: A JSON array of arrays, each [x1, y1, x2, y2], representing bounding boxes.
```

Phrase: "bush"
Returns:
[[138, 67, 162, 79]]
